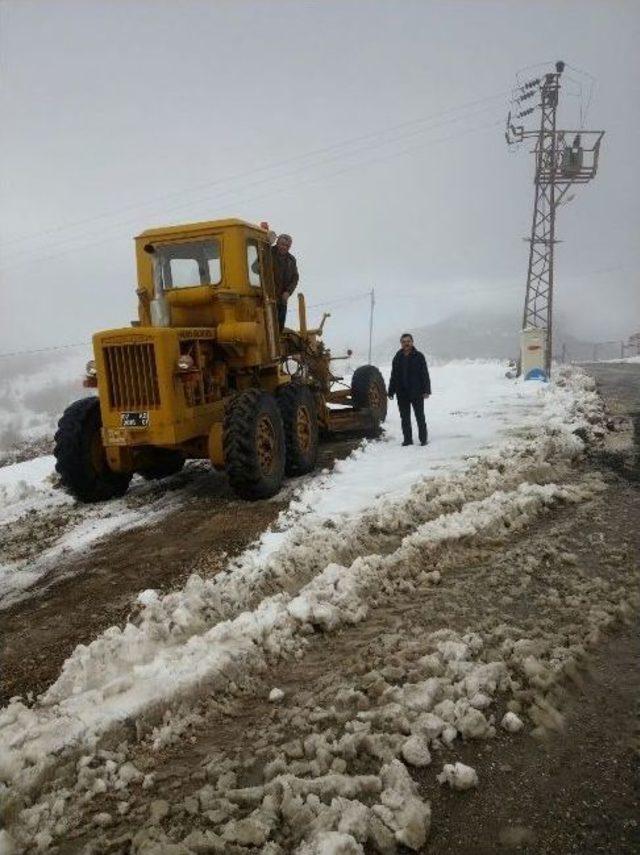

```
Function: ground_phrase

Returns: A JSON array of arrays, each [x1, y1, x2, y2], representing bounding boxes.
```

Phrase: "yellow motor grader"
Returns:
[[55, 218, 387, 501]]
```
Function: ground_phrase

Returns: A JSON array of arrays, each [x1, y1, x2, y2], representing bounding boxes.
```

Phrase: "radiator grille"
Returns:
[[103, 343, 160, 410]]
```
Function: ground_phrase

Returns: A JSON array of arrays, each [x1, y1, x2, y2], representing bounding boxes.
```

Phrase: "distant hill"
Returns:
[[373, 309, 602, 364]]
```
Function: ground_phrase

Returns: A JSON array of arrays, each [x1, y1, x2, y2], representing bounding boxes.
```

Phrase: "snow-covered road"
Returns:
[[0, 362, 601, 798], [0, 360, 589, 610]]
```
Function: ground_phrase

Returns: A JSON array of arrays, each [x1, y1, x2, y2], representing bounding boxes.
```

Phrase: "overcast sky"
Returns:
[[0, 0, 638, 359]]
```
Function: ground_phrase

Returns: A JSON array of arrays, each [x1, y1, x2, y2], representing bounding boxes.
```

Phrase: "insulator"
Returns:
[[524, 78, 540, 89], [517, 89, 536, 102], [517, 107, 535, 118]]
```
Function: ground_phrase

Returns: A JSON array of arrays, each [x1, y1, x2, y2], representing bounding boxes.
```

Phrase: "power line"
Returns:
[[3, 257, 635, 360], [0, 111, 504, 274], [0, 341, 90, 359], [308, 291, 372, 309], [0, 88, 510, 256], [0, 101, 504, 268]]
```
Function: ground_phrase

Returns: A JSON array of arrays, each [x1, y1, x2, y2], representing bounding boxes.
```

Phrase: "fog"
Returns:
[[0, 0, 638, 361]]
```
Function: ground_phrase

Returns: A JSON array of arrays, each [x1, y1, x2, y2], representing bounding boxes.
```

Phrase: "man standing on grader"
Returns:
[[271, 232, 299, 330]]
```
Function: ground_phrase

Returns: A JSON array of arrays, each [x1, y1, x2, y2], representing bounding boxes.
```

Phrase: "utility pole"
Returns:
[[506, 61, 604, 378], [368, 288, 375, 364]]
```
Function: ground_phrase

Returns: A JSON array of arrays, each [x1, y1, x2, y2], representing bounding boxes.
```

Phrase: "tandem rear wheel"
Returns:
[[276, 382, 319, 476], [223, 389, 286, 500]]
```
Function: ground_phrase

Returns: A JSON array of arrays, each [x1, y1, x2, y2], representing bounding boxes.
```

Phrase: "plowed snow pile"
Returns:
[[0, 347, 91, 459], [0, 362, 616, 852]]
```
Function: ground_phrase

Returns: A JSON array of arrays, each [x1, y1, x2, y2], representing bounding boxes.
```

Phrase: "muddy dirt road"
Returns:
[[0, 438, 360, 705], [2, 366, 638, 854], [60, 477, 639, 855], [584, 362, 640, 412], [69, 365, 640, 853]]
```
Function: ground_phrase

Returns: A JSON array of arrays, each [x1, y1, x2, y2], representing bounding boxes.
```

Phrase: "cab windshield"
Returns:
[[152, 240, 221, 289]]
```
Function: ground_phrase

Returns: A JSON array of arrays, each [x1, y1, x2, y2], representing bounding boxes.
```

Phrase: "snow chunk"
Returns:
[[269, 687, 285, 703], [401, 735, 432, 767], [222, 812, 270, 846], [373, 759, 431, 849], [501, 711, 524, 733], [137, 589, 159, 607], [437, 762, 478, 791], [117, 761, 142, 786], [437, 641, 469, 662], [0, 830, 16, 855], [455, 705, 493, 740], [297, 831, 364, 854], [333, 797, 370, 842]]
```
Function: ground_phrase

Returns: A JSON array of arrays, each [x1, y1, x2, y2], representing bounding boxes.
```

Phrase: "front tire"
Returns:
[[54, 397, 132, 502], [276, 383, 319, 476], [224, 389, 286, 500]]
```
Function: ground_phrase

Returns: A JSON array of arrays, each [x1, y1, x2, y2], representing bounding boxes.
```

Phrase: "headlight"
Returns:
[[177, 354, 195, 371], [85, 359, 97, 377]]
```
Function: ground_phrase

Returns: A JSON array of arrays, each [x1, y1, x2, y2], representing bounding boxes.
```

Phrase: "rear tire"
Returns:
[[54, 397, 132, 502], [138, 450, 185, 481], [276, 383, 319, 476], [224, 389, 286, 500], [351, 365, 388, 429]]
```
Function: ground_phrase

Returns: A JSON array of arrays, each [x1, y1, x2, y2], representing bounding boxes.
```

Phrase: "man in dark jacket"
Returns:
[[387, 333, 431, 446], [271, 233, 299, 329]]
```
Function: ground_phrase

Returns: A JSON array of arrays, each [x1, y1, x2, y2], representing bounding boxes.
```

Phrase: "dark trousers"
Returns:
[[397, 395, 427, 444], [277, 301, 287, 330]]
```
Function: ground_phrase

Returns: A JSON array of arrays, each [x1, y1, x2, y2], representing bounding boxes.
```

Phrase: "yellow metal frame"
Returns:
[[90, 217, 376, 475]]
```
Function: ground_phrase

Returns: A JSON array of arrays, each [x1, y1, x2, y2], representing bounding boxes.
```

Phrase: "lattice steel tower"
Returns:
[[506, 61, 604, 376]]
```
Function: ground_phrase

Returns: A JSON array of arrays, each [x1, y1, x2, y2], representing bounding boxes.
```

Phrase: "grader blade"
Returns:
[[327, 407, 379, 434]]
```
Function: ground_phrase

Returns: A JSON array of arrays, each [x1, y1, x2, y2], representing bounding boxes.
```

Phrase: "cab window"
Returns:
[[247, 240, 261, 287], [154, 240, 222, 289]]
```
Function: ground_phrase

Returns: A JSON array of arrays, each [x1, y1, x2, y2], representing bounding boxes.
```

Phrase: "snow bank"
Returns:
[[0, 347, 92, 456], [0, 456, 68, 526]]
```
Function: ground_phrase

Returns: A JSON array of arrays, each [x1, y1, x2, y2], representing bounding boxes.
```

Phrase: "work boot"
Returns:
[[402, 440, 413, 446]]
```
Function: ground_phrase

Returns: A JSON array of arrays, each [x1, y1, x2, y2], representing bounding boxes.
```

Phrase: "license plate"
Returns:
[[121, 411, 149, 428]]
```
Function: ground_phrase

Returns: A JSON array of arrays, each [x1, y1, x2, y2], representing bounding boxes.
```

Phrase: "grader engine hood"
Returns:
[[93, 326, 226, 449]]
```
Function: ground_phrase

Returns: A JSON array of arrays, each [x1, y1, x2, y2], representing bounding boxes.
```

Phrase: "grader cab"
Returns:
[[54, 218, 387, 501]]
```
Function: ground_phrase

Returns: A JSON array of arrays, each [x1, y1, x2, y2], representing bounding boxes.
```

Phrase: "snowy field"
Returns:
[[0, 347, 92, 461], [0, 359, 609, 854]]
